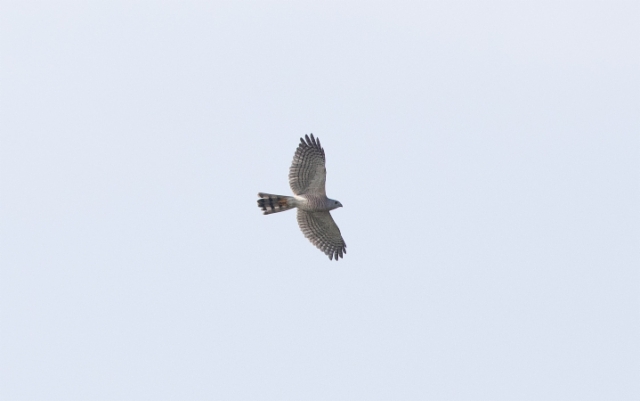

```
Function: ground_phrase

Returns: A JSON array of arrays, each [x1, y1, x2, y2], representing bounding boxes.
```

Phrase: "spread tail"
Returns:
[[257, 193, 296, 215]]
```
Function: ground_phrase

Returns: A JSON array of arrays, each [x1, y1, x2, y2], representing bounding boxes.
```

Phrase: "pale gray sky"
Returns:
[[1, 2, 638, 400]]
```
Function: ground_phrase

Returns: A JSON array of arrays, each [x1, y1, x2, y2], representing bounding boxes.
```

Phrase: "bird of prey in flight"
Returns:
[[257, 134, 346, 260]]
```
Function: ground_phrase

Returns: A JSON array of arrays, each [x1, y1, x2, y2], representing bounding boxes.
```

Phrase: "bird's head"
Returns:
[[329, 199, 343, 210]]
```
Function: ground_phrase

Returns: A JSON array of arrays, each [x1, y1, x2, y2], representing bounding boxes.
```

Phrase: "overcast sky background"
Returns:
[[1, 2, 638, 400]]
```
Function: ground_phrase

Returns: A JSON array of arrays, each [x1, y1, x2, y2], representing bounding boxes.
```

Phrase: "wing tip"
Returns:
[[300, 133, 322, 149], [326, 247, 346, 261]]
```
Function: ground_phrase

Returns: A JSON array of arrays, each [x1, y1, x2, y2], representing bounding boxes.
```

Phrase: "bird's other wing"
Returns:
[[289, 134, 326, 196], [297, 210, 346, 260]]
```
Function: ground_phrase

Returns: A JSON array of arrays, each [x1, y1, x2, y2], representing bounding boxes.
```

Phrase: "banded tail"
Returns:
[[257, 193, 296, 215]]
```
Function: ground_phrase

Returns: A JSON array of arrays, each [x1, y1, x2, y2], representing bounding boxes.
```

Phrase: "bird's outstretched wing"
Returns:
[[289, 134, 326, 196], [297, 210, 347, 260]]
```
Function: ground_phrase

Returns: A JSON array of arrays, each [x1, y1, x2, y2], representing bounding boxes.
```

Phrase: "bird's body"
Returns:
[[257, 134, 346, 260], [296, 194, 340, 212]]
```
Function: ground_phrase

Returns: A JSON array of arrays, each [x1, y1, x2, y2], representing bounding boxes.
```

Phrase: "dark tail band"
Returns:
[[257, 193, 295, 215]]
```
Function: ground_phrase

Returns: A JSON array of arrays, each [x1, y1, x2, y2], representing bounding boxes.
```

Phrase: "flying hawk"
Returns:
[[257, 134, 346, 260]]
